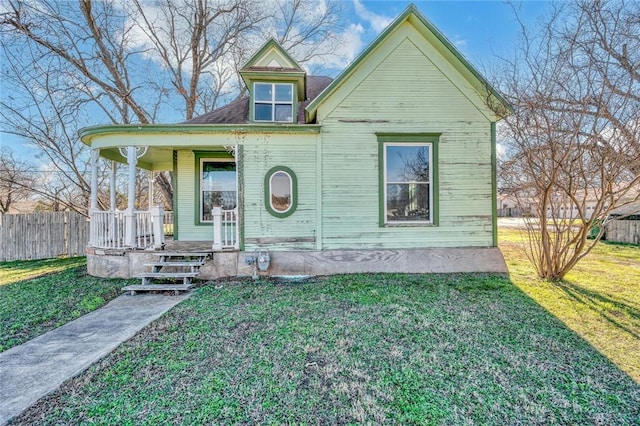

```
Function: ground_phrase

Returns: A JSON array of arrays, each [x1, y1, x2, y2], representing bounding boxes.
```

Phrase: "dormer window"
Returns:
[[254, 82, 294, 122]]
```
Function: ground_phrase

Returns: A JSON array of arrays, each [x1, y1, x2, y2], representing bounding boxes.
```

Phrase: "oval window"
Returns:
[[265, 166, 297, 218], [270, 171, 292, 213]]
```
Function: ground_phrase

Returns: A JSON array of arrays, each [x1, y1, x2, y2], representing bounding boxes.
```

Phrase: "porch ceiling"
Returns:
[[99, 146, 175, 171], [79, 123, 321, 171]]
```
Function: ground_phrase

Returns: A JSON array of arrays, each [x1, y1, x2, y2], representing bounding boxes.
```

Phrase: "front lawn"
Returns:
[[0, 257, 136, 352], [500, 228, 640, 382], [12, 273, 639, 425]]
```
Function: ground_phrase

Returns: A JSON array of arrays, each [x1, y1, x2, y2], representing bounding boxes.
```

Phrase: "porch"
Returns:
[[88, 207, 239, 251], [87, 144, 239, 252]]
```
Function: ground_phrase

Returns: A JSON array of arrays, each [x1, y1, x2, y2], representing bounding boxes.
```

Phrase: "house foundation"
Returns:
[[86, 247, 508, 280]]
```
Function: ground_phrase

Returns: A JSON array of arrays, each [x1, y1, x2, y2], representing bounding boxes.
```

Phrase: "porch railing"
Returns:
[[213, 207, 239, 250], [90, 206, 164, 250], [90, 210, 125, 249]]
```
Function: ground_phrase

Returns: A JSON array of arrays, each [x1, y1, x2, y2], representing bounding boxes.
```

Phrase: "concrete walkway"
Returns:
[[0, 293, 190, 425]]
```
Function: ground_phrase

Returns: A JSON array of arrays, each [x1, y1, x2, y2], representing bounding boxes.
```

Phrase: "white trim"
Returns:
[[253, 82, 294, 122], [199, 157, 236, 223], [383, 142, 433, 225]]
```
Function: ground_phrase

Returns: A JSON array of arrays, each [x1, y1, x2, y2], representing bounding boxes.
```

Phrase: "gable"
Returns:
[[239, 39, 306, 104], [306, 5, 511, 123], [250, 46, 299, 70], [322, 35, 488, 123], [241, 38, 302, 71]]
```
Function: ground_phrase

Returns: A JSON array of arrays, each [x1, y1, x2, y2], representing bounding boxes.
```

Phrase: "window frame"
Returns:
[[253, 82, 295, 123], [194, 151, 236, 226], [264, 166, 297, 218], [377, 134, 440, 227]]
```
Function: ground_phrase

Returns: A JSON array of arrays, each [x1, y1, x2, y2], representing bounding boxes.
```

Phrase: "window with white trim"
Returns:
[[254, 82, 294, 122], [384, 143, 432, 224]]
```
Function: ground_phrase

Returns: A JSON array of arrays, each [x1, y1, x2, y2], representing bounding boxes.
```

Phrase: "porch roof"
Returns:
[[79, 124, 321, 171]]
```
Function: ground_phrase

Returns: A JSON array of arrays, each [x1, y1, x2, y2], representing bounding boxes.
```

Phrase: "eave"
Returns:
[[305, 4, 513, 123], [79, 124, 321, 171]]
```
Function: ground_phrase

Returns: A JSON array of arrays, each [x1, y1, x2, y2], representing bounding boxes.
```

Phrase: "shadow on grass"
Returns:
[[0, 257, 86, 286], [9, 272, 640, 425], [553, 280, 640, 340]]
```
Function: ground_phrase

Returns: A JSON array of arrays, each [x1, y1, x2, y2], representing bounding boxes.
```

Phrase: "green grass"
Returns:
[[0, 257, 136, 352], [11, 273, 640, 425], [500, 228, 640, 382]]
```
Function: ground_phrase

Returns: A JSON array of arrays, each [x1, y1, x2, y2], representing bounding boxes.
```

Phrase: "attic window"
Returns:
[[254, 83, 293, 122]]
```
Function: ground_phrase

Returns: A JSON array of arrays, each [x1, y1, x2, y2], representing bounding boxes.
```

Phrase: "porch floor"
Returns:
[[162, 237, 237, 253], [164, 239, 212, 252]]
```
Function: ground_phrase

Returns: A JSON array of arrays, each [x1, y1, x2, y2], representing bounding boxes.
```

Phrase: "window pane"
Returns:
[[255, 83, 272, 101], [386, 183, 429, 222], [274, 104, 293, 122], [201, 161, 237, 221], [270, 171, 291, 212], [386, 145, 430, 183], [255, 103, 272, 121], [275, 84, 292, 102]]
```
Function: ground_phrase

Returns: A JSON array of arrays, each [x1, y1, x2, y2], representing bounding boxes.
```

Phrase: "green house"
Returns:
[[82, 5, 511, 279]]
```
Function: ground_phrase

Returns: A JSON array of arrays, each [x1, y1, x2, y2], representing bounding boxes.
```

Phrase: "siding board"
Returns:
[[318, 36, 494, 250], [175, 134, 318, 249]]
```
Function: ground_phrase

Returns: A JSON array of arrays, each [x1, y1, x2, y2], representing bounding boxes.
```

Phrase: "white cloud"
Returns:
[[304, 23, 365, 72], [454, 38, 467, 48], [352, 0, 393, 33]]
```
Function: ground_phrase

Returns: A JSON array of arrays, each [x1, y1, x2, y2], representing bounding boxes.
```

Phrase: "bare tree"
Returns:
[[495, 0, 640, 279], [0, 148, 35, 213], [1, 0, 348, 214]]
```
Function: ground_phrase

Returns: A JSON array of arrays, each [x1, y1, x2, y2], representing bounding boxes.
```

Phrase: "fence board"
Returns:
[[606, 220, 640, 245], [0, 212, 90, 261]]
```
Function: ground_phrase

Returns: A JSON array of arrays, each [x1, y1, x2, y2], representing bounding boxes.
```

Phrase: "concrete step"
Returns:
[[135, 272, 199, 278], [152, 252, 211, 257], [122, 284, 194, 295], [145, 261, 205, 267], [135, 272, 199, 286]]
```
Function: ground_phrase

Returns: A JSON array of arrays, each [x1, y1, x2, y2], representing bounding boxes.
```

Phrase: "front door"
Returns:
[[200, 158, 238, 249]]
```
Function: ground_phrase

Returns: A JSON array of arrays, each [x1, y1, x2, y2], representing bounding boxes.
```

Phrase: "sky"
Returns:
[[0, 0, 552, 156], [337, 0, 548, 74]]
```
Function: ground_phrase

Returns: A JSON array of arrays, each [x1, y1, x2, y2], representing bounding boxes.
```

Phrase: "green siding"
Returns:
[[176, 150, 210, 241], [317, 35, 494, 249], [174, 134, 318, 249], [242, 134, 317, 250]]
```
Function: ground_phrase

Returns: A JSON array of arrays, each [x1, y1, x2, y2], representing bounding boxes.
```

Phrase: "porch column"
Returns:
[[110, 161, 117, 211], [89, 149, 99, 247], [124, 146, 138, 247], [148, 170, 154, 210], [90, 149, 99, 211]]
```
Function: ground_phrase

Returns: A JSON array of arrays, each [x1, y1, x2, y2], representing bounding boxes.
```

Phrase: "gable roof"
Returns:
[[184, 75, 333, 125], [239, 38, 307, 100], [305, 4, 512, 122], [240, 38, 303, 71]]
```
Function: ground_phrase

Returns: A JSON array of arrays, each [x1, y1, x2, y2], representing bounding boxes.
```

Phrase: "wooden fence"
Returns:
[[0, 212, 90, 261], [606, 219, 640, 245]]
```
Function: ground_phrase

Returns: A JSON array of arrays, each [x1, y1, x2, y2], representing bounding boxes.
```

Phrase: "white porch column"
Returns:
[[89, 149, 99, 246], [151, 205, 165, 249], [124, 146, 138, 247], [90, 149, 99, 211], [148, 171, 154, 210], [212, 207, 222, 251], [110, 161, 117, 211]]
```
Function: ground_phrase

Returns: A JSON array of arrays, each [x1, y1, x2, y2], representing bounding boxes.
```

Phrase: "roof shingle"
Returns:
[[183, 75, 333, 125]]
